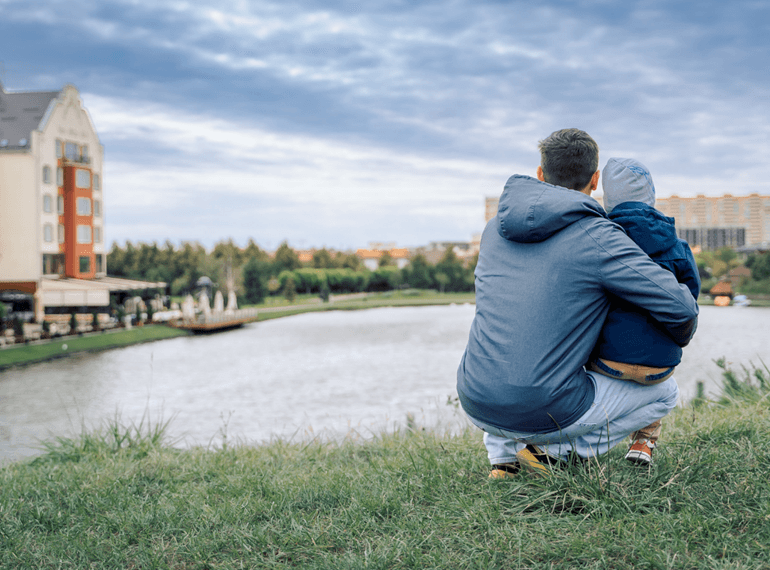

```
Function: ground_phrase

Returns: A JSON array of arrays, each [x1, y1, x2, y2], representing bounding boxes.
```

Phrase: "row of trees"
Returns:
[[695, 247, 770, 294], [107, 240, 477, 305]]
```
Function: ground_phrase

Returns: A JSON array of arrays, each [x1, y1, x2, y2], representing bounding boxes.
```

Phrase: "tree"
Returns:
[[283, 276, 297, 302], [403, 254, 433, 289], [244, 239, 270, 263], [716, 247, 738, 265], [435, 248, 469, 292], [273, 241, 302, 274], [212, 239, 244, 268], [378, 251, 394, 267], [312, 248, 337, 269], [339, 253, 362, 271], [434, 272, 450, 294], [107, 242, 126, 276], [367, 267, 402, 291], [747, 252, 770, 281], [242, 257, 269, 304]]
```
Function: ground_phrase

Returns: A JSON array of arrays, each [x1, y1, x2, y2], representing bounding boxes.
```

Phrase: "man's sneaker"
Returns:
[[625, 438, 655, 465], [489, 463, 520, 479], [515, 444, 560, 477]]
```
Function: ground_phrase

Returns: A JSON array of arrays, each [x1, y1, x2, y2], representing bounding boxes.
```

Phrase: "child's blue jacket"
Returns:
[[593, 201, 701, 367]]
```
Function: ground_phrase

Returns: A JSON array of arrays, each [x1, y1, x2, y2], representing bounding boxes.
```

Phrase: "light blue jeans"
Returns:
[[468, 370, 680, 464]]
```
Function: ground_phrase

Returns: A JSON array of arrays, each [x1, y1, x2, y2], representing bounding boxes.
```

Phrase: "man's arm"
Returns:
[[591, 222, 699, 347]]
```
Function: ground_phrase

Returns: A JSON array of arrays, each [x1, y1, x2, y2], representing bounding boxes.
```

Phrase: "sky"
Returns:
[[1, 0, 769, 251]]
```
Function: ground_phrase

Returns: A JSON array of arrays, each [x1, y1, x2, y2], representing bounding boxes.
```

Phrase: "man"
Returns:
[[456, 128, 698, 477]]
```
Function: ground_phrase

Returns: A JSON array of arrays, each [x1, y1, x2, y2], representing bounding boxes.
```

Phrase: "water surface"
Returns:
[[1, 304, 768, 463]]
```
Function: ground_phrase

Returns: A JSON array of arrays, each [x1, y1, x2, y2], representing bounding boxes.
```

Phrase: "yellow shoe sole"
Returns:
[[516, 446, 552, 477]]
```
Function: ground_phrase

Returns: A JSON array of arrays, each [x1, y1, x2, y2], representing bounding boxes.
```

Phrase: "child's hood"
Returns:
[[602, 158, 656, 213]]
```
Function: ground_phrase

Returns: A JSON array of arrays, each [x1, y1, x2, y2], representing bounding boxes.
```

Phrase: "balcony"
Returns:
[[63, 155, 91, 165]]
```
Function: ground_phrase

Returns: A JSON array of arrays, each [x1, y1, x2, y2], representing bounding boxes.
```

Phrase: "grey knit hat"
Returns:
[[601, 157, 656, 213]]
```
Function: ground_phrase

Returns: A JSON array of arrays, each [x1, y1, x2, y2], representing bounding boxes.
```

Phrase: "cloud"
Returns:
[[3, 0, 769, 249], [85, 92, 503, 248]]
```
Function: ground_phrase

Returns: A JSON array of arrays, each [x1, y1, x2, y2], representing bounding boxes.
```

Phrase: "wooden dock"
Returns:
[[169, 308, 260, 333]]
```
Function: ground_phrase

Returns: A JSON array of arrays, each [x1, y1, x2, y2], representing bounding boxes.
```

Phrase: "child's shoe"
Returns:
[[625, 438, 655, 465]]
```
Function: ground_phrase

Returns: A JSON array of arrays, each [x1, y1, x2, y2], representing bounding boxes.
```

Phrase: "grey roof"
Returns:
[[0, 81, 60, 150]]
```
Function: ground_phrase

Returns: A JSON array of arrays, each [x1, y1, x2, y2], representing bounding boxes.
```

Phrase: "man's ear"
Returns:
[[590, 170, 600, 191], [536, 166, 545, 182]]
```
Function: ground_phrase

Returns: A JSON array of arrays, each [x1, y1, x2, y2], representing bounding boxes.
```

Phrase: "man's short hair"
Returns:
[[537, 128, 599, 191]]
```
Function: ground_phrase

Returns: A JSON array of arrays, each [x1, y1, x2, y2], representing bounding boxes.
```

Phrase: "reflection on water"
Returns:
[[1, 304, 768, 463]]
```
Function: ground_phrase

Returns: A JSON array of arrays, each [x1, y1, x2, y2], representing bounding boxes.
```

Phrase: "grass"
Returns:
[[0, 325, 190, 370], [2, 362, 770, 568]]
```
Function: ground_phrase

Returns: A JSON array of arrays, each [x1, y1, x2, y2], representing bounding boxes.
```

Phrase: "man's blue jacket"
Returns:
[[593, 202, 701, 367], [456, 175, 699, 434]]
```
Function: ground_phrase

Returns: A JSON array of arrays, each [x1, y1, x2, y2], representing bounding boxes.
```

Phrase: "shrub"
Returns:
[[12, 315, 24, 337], [283, 276, 297, 302]]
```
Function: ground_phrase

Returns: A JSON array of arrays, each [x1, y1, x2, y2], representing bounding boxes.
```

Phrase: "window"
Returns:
[[76, 198, 91, 216], [65, 142, 78, 160], [43, 165, 52, 184], [93, 174, 100, 192], [76, 169, 90, 188], [56, 167, 63, 187], [79, 256, 91, 273], [48, 253, 65, 274], [43, 194, 53, 213], [57, 195, 64, 215], [44, 223, 53, 242], [94, 200, 101, 217], [55, 139, 62, 158], [58, 224, 65, 244], [81, 145, 88, 161], [93, 226, 102, 243], [77, 225, 91, 244], [95, 254, 104, 273]]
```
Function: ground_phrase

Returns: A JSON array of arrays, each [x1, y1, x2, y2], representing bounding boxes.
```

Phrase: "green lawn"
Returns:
[[0, 325, 190, 370], [1, 361, 769, 568]]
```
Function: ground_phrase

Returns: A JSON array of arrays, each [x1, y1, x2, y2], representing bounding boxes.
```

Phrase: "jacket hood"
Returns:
[[497, 174, 607, 243], [602, 157, 656, 213], [608, 202, 679, 256]]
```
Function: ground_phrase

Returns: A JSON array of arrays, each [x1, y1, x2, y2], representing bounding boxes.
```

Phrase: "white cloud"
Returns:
[[85, 92, 506, 247]]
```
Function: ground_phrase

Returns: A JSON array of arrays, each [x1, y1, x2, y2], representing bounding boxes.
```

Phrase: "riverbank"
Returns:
[[2, 362, 768, 568], [0, 291, 474, 370], [0, 325, 190, 371]]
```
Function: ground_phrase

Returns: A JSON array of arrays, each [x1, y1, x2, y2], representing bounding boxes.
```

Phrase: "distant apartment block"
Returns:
[[484, 194, 770, 251], [656, 195, 770, 251]]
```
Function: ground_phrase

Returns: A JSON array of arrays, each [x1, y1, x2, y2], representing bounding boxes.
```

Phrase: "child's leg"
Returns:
[[629, 418, 662, 442]]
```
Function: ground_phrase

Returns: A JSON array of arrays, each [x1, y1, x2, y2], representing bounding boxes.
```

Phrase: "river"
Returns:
[[1, 304, 768, 463]]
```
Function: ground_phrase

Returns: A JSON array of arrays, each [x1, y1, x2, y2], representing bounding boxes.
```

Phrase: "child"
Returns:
[[589, 157, 700, 465]]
